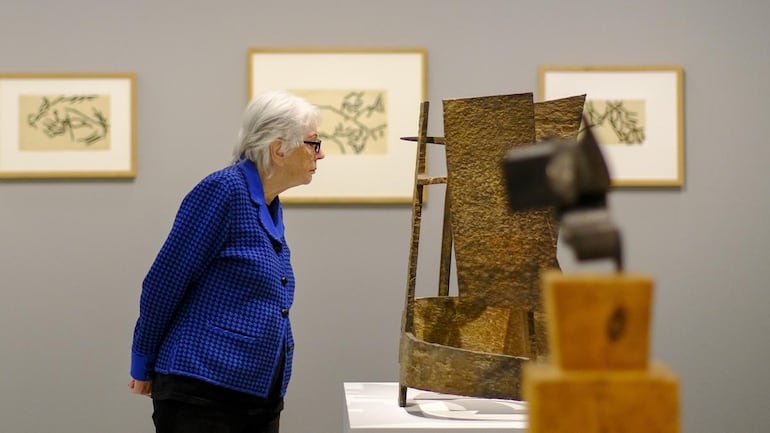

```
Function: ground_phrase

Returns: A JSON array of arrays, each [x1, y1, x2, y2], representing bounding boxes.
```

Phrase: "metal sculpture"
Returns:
[[398, 92, 586, 406]]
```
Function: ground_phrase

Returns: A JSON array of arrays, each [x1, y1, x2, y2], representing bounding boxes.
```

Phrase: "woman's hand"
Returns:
[[128, 378, 152, 397]]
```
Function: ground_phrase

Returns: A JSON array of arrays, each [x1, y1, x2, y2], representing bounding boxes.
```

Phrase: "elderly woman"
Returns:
[[129, 90, 324, 433]]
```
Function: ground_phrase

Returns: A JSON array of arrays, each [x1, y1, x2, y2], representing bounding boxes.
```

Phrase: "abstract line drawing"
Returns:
[[248, 47, 425, 202], [20, 94, 111, 151], [293, 89, 387, 155], [0, 72, 135, 179], [584, 99, 645, 145], [540, 65, 684, 186]]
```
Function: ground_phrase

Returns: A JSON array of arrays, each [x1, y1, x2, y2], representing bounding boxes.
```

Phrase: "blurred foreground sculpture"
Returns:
[[505, 127, 681, 432], [502, 116, 622, 270], [398, 93, 585, 406]]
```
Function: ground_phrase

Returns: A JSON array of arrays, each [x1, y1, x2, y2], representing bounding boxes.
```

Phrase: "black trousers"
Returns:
[[152, 399, 280, 433]]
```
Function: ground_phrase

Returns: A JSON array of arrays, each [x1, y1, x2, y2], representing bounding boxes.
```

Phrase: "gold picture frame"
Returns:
[[539, 65, 684, 187], [248, 47, 427, 203], [0, 73, 136, 179]]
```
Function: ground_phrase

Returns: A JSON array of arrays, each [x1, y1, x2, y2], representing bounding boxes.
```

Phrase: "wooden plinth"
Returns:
[[543, 271, 653, 370], [524, 362, 680, 433], [524, 271, 680, 433]]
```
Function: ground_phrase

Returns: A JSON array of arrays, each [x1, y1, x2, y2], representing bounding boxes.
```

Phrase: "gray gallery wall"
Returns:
[[1, 1, 768, 432]]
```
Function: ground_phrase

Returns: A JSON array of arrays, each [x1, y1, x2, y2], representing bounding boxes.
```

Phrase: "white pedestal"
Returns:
[[343, 382, 527, 433]]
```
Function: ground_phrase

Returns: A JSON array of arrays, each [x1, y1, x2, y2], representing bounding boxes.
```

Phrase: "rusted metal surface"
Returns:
[[401, 101, 431, 338], [400, 331, 527, 399], [534, 95, 586, 142], [437, 185, 452, 297], [444, 93, 545, 313]]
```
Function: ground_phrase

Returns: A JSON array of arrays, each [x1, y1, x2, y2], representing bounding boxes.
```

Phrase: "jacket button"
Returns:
[[281, 308, 289, 317], [281, 276, 288, 286], [273, 243, 282, 253]]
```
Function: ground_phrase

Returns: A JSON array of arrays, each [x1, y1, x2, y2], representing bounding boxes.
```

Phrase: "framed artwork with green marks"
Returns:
[[0, 73, 136, 179], [540, 65, 684, 187], [249, 47, 427, 203]]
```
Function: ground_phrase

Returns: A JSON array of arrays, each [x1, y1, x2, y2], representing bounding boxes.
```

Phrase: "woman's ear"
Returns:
[[269, 139, 285, 165]]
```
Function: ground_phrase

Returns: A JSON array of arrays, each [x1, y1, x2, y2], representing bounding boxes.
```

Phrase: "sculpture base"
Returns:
[[542, 271, 654, 370], [523, 362, 680, 433], [344, 382, 527, 433], [399, 331, 528, 404]]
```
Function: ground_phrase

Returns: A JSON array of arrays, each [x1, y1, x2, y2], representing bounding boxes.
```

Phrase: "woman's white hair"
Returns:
[[232, 90, 320, 174]]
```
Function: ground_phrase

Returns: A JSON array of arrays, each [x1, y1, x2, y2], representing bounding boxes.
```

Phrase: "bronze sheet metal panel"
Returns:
[[534, 94, 587, 142], [411, 297, 530, 356], [442, 93, 555, 312], [527, 94, 587, 354], [399, 331, 526, 400]]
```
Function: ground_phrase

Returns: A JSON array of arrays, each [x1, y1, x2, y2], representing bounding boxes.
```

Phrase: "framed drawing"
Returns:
[[0, 73, 136, 179], [248, 47, 427, 203], [539, 65, 684, 187]]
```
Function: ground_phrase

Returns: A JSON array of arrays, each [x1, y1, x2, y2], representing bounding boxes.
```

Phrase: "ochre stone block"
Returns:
[[524, 362, 680, 433], [543, 271, 653, 370]]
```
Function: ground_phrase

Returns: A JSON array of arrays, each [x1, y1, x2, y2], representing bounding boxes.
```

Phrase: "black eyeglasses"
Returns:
[[303, 140, 322, 154]]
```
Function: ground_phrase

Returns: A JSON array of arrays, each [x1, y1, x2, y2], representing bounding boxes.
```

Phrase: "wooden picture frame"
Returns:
[[539, 65, 684, 187], [248, 47, 427, 203], [0, 73, 136, 179]]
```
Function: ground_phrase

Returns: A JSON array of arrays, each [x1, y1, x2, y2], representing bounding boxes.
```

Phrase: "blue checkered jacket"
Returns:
[[130, 160, 295, 398]]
